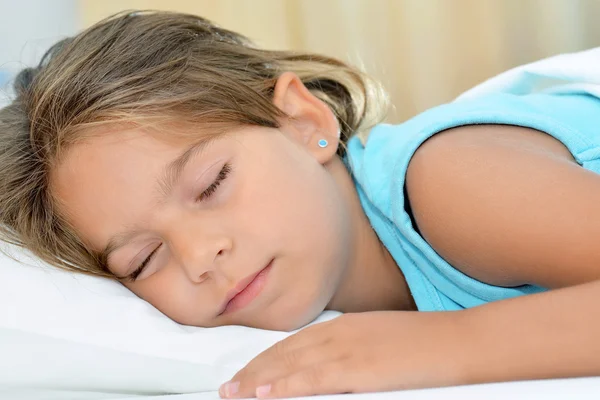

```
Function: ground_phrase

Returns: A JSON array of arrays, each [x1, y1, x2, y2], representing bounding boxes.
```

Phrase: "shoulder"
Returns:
[[405, 123, 600, 288]]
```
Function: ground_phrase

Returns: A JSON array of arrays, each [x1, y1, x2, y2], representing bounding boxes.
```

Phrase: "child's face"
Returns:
[[51, 122, 351, 331]]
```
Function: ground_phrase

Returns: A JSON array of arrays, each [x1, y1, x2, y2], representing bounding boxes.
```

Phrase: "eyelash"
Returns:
[[196, 163, 232, 202], [128, 245, 161, 282], [128, 163, 232, 282]]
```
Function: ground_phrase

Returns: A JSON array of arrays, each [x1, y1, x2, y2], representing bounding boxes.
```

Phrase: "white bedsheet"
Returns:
[[456, 46, 600, 100], [8, 378, 599, 400]]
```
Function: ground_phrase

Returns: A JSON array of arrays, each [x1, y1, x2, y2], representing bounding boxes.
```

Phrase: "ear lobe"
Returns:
[[310, 134, 340, 165], [272, 72, 341, 164]]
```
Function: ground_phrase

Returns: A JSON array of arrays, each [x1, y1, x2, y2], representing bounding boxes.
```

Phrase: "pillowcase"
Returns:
[[0, 243, 341, 398]]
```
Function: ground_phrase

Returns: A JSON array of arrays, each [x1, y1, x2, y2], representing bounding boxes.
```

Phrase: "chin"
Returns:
[[259, 299, 327, 332]]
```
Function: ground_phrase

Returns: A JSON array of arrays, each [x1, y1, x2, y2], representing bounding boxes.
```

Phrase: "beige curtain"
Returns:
[[80, 0, 600, 123]]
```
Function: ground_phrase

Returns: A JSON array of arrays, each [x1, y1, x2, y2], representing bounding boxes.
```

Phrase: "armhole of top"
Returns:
[[403, 184, 421, 236]]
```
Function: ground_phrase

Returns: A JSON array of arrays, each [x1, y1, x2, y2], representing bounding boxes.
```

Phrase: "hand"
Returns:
[[219, 311, 465, 399]]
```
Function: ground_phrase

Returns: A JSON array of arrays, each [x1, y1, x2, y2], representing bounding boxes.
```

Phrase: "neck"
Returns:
[[325, 157, 416, 313]]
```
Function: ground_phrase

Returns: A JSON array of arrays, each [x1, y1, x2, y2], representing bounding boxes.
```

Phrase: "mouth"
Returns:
[[218, 259, 274, 316]]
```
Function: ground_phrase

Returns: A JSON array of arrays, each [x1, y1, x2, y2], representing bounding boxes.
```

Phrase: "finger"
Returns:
[[229, 325, 328, 384], [223, 344, 331, 398], [254, 362, 350, 399]]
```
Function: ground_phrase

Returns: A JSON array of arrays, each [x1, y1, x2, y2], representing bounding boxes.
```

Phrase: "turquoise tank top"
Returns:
[[345, 92, 600, 311]]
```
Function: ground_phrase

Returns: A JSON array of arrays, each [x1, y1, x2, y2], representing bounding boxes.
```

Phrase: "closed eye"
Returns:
[[127, 244, 162, 282], [197, 163, 231, 202]]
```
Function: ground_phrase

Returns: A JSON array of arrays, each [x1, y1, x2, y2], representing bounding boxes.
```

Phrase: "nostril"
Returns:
[[199, 271, 210, 282]]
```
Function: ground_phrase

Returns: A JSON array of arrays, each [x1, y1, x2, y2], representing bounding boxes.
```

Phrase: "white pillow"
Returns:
[[0, 243, 341, 398]]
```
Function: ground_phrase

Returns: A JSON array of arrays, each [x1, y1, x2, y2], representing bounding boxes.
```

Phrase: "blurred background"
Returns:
[[2, 0, 600, 122]]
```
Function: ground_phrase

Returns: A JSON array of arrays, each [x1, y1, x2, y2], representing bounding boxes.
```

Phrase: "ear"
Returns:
[[272, 71, 341, 164]]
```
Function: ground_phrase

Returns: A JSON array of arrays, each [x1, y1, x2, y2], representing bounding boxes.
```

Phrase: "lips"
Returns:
[[218, 259, 273, 316]]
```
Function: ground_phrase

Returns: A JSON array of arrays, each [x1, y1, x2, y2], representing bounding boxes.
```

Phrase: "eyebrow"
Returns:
[[100, 136, 215, 274]]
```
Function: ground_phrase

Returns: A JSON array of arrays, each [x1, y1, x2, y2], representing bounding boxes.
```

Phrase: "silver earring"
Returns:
[[318, 139, 329, 148]]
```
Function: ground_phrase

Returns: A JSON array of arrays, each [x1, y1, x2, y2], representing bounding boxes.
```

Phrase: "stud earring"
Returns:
[[318, 139, 329, 148]]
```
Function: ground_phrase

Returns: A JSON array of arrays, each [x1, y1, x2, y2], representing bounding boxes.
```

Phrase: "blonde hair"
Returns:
[[0, 10, 390, 277]]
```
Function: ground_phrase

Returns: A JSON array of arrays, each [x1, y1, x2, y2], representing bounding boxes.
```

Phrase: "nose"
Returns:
[[168, 223, 234, 284]]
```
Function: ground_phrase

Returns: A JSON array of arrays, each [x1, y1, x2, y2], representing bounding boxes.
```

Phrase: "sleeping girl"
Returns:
[[1, 10, 600, 399]]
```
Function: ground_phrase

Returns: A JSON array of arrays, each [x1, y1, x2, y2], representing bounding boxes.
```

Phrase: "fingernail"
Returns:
[[219, 381, 240, 398], [256, 384, 271, 398]]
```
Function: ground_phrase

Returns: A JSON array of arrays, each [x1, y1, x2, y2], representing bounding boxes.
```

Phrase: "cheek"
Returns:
[[259, 163, 349, 301], [238, 145, 349, 259], [285, 171, 347, 251]]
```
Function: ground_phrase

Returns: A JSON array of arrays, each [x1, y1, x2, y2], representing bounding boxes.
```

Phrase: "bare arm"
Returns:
[[458, 279, 600, 383], [406, 124, 600, 288], [406, 123, 600, 381]]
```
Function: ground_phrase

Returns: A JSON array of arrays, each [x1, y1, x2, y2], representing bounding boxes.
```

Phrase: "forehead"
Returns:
[[50, 127, 191, 252]]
